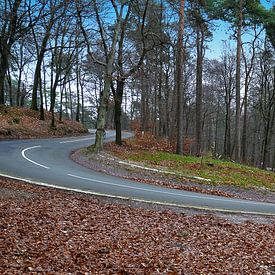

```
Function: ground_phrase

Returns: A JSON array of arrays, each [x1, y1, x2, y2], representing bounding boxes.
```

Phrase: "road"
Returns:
[[0, 131, 274, 215]]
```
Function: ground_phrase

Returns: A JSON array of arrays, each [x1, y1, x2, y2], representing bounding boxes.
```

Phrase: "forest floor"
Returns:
[[0, 106, 88, 139], [1, 176, 275, 274], [72, 133, 275, 204], [1, 127, 275, 273]]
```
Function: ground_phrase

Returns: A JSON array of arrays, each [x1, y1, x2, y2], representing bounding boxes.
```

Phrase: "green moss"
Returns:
[[116, 150, 275, 191]]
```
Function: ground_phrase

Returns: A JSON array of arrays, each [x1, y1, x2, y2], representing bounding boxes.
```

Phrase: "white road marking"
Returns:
[[0, 173, 275, 216], [98, 154, 212, 182], [66, 173, 265, 205], [21, 146, 50, 169], [0, 172, 274, 216]]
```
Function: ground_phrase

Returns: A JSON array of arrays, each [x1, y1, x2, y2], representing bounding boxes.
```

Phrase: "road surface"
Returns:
[[0, 131, 274, 215]]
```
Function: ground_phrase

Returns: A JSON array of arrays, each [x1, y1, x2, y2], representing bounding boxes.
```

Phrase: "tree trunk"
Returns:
[[241, 28, 258, 163], [16, 44, 23, 107], [195, 24, 204, 156], [241, 77, 248, 162], [114, 79, 125, 145], [93, 6, 122, 151], [93, 73, 112, 151], [68, 79, 73, 119], [43, 61, 48, 111], [80, 78, 85, 124], [39, 71, 45, 120], [0, 0, 22, 105], [176, 0, 185, 155], [76, 66, 80, 122], [31, 54, 43, 111], [59, 77, 66, 122], [262, 100, 275, 169], [224, 90, 231, 158], [19, 84, 26, 107], [31, 12, 55, 111], [141, 76, 147, 132], [0, 53, 9, 105], [234, 0, 243, 162], [7, 68, 13, 106]]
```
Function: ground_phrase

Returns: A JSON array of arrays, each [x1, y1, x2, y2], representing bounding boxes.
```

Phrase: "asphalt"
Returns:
[[0, 131, 275, 215]]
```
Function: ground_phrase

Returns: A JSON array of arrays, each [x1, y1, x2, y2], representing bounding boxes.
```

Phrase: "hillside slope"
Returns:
[[0, 106, 88, 139]]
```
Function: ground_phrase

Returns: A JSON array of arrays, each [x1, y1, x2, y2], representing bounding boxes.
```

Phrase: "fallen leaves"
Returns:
[[0, 106, 87, 140], [1, 177, 274, 273]]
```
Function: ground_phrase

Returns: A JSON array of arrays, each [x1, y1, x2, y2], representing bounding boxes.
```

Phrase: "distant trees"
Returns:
[[0, 0, 30, 105]]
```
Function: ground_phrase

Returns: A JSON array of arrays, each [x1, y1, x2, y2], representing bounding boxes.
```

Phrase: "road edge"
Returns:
[[1, 172, 275, 217]]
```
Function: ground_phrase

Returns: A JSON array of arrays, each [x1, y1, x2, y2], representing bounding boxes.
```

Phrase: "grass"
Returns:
[[107, 145, 275, 191]]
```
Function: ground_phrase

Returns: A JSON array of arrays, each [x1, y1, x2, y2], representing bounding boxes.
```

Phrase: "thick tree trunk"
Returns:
[[114, 79, 125, 145], [93, 73, 112, 151], [50, 76, 58, 112], [93, 7, 122, 151], [176, 0, 185, 155], [234, 0, 243, 162], [0, 53, 9, 105], [19, 87, 26, 107], [241, 29, 258, 163], [31, 55, 43, 111], [31, 12, 55, 111]]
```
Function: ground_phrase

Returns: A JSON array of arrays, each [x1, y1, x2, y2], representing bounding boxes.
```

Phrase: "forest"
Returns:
[[0, 0, 275, 169]]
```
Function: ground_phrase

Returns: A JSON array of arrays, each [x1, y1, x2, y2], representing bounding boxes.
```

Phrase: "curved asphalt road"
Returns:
[[0, 131, 274, 215]]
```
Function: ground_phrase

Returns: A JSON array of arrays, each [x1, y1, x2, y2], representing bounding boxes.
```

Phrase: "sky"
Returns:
[[205, 0, 274, 60]]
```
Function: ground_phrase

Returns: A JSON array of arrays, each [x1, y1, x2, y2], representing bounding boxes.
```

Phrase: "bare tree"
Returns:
[[0, 0, 23, 104], [30, 0, 65, 111]]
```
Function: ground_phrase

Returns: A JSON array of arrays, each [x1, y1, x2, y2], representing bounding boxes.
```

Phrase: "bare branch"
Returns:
[[76, 4, 107, 67]]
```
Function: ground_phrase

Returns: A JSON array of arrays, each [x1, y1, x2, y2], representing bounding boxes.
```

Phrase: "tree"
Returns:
[[233, 0, 243, 162], [241, 26, 262, 163], [30, 0, 64, 111], [176, 0, 186, 155], [112, 0, 166, 145], [0, 0, 23, 104], [189, 0, 212, 156], [78, 0, 129, 151]]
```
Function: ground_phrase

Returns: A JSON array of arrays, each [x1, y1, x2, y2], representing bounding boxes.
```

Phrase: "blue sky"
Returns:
[[205, 0, 274, 59]]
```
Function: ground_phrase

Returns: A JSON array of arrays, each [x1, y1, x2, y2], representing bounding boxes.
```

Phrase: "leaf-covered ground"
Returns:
[[72, 148, 275, 204], [1, 177, 274, 274], [0, 106, 88, 139], [104, 134, 275, 191]]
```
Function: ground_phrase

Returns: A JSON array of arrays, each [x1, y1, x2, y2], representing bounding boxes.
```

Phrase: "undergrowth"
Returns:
[[105, 133, 275, 191]]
